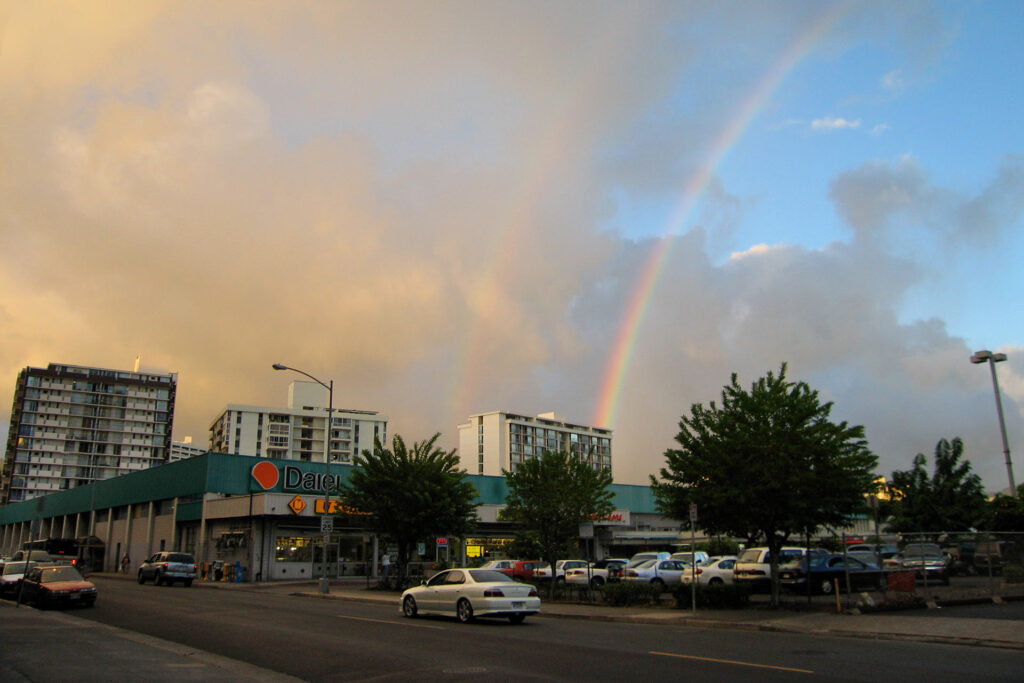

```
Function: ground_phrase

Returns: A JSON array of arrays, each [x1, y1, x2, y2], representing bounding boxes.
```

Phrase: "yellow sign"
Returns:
[[288, 495, 307, 515], [314, 499, 371, 515]]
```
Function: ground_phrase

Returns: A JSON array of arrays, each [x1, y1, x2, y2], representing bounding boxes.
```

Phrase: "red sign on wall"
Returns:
[[436, 537, 448, 547]]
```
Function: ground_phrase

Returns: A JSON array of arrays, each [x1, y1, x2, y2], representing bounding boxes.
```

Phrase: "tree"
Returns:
[[882, 437, 987, 534], [651, 364, 878, 606], [984, 486, 1024, 532], [502, 450, 615, 598], [335, 433, 479, 589]]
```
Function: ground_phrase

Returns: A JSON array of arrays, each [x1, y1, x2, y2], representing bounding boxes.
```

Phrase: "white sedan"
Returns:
[[680, 556, 737, 585], [622, 558, 693, 589], [533, 559, 588, 582], [400, 568, 540, 624]]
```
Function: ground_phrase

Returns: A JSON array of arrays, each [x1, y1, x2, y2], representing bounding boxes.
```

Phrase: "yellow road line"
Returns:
[[650, 651, 814, 674], [335, 614, 446, 630]]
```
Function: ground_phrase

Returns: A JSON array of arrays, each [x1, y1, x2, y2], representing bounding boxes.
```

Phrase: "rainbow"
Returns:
[[592, 5, 849, 429]]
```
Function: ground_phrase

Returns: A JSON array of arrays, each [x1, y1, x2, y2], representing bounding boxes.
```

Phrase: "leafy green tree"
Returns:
[[652, 364, 878, 606], [336, 433, 479, 589], [502, 450, 615, 597], [882, 437, 987, 534], [982, 484, 1024, 532]]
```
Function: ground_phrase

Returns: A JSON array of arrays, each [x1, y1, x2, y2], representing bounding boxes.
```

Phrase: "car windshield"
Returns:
[[39, 567, 84, 583], [3, 562, 28, 575], [468, 570, 514, 583], [737, 549, 763, 563]]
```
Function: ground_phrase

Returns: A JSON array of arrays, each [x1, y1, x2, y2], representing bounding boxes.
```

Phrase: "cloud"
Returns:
[[0, 1, 1019, 496], [812, 116, 863, 131]]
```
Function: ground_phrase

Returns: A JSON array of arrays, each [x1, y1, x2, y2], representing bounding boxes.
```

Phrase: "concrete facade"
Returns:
[[457, 411, 612, 476]]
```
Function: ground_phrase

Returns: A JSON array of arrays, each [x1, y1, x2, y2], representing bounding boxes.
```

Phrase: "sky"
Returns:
[[1, 1, 1022, 494]]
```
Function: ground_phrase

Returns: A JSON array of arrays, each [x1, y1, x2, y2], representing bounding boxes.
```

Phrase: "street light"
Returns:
[[970, 350, 1016, 493], [273, 363, 334, 594]]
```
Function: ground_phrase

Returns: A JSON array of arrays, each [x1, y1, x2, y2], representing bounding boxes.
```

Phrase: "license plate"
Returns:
[[512, 601, 525, 608], [69, 594, 80, 600]]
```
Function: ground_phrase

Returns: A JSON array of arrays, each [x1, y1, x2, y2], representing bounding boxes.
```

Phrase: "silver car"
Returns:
[[137, 552, 198, 587]]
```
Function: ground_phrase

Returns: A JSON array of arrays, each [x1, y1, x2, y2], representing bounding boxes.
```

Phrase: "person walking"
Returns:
[[121, 554, 130, 574]]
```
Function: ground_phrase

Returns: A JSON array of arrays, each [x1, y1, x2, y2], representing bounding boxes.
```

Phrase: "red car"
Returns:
[[508, 560, 548, 581], [19, 565, 97, 608]]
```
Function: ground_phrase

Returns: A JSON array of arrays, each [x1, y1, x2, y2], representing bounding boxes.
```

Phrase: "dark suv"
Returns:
[[138, 552, 198, 587]]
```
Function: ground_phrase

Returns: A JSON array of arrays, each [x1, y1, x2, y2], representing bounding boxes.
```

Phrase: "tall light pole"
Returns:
[[970, 350, 1016, 493], [273, 363, 334, 594]]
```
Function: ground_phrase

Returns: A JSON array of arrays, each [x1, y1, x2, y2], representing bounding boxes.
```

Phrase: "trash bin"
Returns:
[[236, 565, 245, 583], [888, 571, 915, 592]]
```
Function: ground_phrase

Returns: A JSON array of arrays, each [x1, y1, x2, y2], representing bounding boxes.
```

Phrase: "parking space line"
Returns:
[[334, 614, 447, 630], [650, 651, 814, 674]]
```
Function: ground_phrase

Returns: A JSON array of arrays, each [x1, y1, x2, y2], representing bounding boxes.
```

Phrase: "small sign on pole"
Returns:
[[689, 503, 698, 523], [436, 537, 448, 547], [320, 515, 333, 533]]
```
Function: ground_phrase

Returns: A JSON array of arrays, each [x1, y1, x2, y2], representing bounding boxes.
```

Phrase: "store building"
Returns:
[[1, 363, 177, 504], [457, 411, 612, 476], [0, 452, 683, 580]]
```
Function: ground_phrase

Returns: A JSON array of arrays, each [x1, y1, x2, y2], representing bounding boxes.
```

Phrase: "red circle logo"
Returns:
[[251, 461, 280, 490]]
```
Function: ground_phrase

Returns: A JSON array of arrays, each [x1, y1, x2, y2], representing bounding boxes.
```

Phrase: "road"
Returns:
[[30, 578, 1024, 681]]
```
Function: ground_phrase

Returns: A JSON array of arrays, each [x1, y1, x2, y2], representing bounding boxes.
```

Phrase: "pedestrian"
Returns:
[[381, 553, 390, 579], [121, 554, 130, 574]]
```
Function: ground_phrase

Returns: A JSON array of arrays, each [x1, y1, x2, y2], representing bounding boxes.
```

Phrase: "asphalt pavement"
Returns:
[[2, 573, 1022, 682]]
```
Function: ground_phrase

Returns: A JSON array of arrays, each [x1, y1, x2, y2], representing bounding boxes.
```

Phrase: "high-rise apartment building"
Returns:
[[1, 363, 177, 504], [209, 381, 386, 464], [457, 411, 612, 476]]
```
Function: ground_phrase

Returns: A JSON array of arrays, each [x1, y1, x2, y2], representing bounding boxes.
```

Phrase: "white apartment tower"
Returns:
[[209, 381, 386, 464], [1, 363, 177, 504], [457, 411, 612, 476]]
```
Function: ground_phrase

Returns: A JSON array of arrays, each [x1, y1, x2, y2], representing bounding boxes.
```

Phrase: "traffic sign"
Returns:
[[320, 515, 333, 533]]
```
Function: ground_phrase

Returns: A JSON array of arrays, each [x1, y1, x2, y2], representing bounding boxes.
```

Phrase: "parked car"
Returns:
[[779, 554, 885, 594], [533, 560, 588, 583], [137, 552, 198, 586], [846, 544, 900, 564], [732, 547, 810, 591], [884, 543, 950, 585], [400, 568, 540, 624], [622, 558, 692, 589], [0, 560, 31, 597], [681, 556, 737, 586], [18, 565, 96, 608], [670, 551, 710, 566], [942, 542, 976, 576], [973, 540, 1019, 576], [478, 559, 517, 573], [565, 558, 629, 588], [508, 560, 548, 581]]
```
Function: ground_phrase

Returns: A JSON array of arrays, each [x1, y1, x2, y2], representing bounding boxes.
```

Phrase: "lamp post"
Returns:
[[273, 363, 334, 594], [970, 350, 1016, 493]]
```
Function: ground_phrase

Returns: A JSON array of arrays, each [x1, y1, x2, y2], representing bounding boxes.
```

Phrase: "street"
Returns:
[[6, 577, 1016, 681]]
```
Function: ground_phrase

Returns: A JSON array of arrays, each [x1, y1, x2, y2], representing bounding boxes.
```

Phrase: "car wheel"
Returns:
[[137, 571, 146, 585], [402, 596, 418, 618], [508, 613, 526, 625], [456, 598, 474, 624], [555, 576, 565, 586], [819, 578, 834, 595], [651, 578, 665, 591], [590, 577, 605, 589], [155, 571, 165, 586], [183, 579, 193, 588], [708, 577, 724, 585]]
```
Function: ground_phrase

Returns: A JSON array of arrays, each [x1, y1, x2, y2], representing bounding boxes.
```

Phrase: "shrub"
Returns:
[[672, 582, 751, 609], [600, 581, 664, 606], [1003, 564, 1024, 584]]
